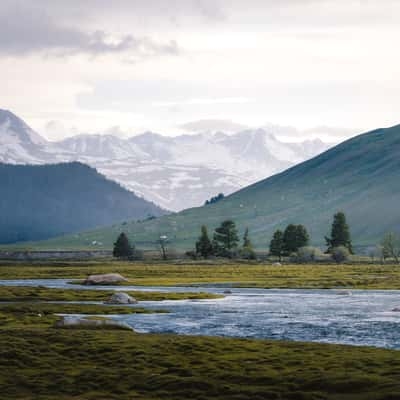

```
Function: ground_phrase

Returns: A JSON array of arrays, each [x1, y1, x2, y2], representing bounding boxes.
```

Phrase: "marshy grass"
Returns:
[[0, 301, 400, 400], [2, 260, 400, 289]]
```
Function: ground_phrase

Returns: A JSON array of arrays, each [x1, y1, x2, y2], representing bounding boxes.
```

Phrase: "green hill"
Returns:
[[17, 125, 400, 251], [0, 162, 165, 244]]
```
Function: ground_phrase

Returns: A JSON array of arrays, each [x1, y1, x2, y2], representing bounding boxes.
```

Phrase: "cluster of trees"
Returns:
[[195, 220, 255, 259], [269, 224, 310, 261], [269, 212, 353, 262], [204, 193, 225, 205]]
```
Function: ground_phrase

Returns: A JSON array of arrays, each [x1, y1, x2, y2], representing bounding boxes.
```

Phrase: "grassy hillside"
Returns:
[[0, 162, 165, 244], [14, 124, 400, 250]]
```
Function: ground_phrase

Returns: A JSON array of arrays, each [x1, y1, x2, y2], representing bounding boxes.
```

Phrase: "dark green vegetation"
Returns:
[[25, 123, 400, 250], [0, 161, 165, 244], [0, 285, 223, 302], [113, 232, 134, 259], [1, 301, 400, 399], [2, 261, 400, 289], [326, 212, 353, 253]]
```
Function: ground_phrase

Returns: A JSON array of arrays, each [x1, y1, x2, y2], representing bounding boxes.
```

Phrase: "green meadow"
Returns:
[[1, 261, 400, 399]]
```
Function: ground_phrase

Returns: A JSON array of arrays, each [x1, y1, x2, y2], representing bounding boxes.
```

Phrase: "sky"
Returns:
[[1, 0, 399, 141]]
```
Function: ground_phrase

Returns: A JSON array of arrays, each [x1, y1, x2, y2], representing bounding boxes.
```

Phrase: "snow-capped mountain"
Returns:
[[0, 109, 332, 211]]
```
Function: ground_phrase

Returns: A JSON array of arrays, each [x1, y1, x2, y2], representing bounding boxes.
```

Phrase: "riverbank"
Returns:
[[1, 261, 400, 289]]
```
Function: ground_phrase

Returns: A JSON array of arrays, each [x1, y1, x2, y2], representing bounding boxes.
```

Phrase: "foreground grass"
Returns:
[[0, 285, 222, 302], [0, 302, 399, 400], [2, 261, 400, 289]]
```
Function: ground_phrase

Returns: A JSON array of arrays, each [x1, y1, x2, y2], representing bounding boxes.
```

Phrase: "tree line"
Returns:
[[113, 210, 400, 263]]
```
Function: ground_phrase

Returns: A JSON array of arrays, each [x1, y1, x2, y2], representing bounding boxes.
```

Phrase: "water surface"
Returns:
[[1, 279, 400, 349]]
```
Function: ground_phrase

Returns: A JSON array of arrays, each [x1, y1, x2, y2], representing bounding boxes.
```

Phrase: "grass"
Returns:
[[1, 260, 400, 398], [2, 260, 400, 289], [0, 285, 222, 302], [0, 301, 400, 399]]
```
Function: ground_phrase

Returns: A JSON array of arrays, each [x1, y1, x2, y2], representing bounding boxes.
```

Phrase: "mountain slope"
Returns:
[[37, 124, 400, 251], [0, 109, 331, 211], [0, 162, 165, 244]]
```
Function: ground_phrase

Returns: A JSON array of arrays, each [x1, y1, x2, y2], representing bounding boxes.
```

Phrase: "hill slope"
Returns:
[[0, 162, 165, 244], [24, 124, 400, 250]]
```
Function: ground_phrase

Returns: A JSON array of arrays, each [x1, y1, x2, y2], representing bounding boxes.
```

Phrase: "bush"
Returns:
[[331, 246, 350, 263], [295, 246, 322, 263], [240, 246, 257, 260], [185, 250, 197, 260]]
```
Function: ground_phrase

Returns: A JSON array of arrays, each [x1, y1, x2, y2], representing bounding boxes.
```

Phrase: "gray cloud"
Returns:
[[0, 1, 180, 58]]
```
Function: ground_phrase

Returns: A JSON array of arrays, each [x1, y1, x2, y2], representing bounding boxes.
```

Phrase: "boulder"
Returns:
[[336, 290, 352, 296], [392, 307, 400, 312], [54, 316, 130, 330], [272, 262, 282, 266], [83, 273, 128, 285], [105, 292, 137, 304], [223, 290, 232, 294]]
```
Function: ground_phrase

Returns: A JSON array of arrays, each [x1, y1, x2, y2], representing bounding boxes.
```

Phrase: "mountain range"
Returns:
[[0, 109, 331, 211], [0, 162, 164, 244], [36, 123, 400, 251]]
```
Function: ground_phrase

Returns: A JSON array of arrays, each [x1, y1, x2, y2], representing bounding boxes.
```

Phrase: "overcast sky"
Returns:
[[1, 0, 399, 141]]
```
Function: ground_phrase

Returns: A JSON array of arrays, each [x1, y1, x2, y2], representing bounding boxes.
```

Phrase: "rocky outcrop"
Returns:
[[105, 292, 137, 304], [83, 273, 128, 285], [54, 316, 131, 330]]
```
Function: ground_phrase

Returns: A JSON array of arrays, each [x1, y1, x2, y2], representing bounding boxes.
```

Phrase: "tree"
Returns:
[[242, 228, 251, 248], [381, 232, 400, 263], [195, 225, 214, 258], [213, 220, 239, 257], [158, 235, 168, 260], [269, 229, 284, 261], [240, 228, 256, 260], [283, 224, 310, 254], [113, 232, 133, 259], [325, 212, 353, 254]]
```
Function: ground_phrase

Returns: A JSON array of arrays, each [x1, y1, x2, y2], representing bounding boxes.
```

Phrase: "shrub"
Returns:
[[295, 246, 322, 263], [331, 246, 350, 263], [185, 250, 197, 260], [240, 246, 257, 260]]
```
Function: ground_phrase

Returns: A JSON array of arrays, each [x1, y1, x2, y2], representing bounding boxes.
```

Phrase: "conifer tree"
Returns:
[[213, 220, 239, 257], [243, 227, 251, 248], [295, 225, 310, 249], [283, 224, 298, 254], [241, 227, 256, 259], [283, 224, 310, 254], [113, 232, 133, 259], [269, 229, 284, 261], [195, 225, 214, 258], [325, 212, 353, 253]]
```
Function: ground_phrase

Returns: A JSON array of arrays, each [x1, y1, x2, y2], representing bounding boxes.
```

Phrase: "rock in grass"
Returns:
[[105, 292, 137, 304], [54, 316, 130, 330], [83, 273, 128, 285]]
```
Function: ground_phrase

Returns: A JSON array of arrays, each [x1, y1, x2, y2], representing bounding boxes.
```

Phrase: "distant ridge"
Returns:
[[0, 162, 165, 244], [0, 109, 331, 211]]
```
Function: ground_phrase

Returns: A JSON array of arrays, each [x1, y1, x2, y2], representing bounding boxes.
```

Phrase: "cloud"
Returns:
[[0, 1, 180, 59]]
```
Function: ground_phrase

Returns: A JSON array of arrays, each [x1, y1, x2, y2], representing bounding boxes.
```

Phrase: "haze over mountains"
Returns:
[[40, 123, 400, 251], [0, 109, 331, 211]]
